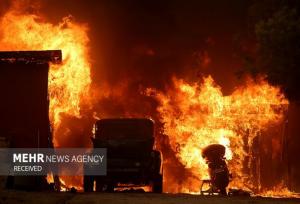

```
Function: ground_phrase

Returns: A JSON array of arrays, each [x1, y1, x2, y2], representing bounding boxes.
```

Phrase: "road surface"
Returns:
[[0, 191, 299, 204]]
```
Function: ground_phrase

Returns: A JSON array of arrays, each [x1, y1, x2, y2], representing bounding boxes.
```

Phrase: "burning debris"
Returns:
[[0, 0, 299, 199], [147, 75, 290, 195]]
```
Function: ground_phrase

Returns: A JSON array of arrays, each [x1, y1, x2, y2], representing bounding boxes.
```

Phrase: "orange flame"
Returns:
[[148, 75, 289, 194], [258, 182, 300, 198], [46, 172, 54, 184], [0, 3, 298, 198], [0, 5, 91, 147], [0, 3, 91, 187]]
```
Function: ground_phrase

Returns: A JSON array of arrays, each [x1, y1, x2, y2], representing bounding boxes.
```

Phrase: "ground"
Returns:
[[0, 191, 300, 204]]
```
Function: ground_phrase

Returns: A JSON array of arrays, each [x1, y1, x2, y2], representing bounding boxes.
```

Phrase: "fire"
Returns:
[[0, 2, 298, 198], [148, 75, 289, 195], [0, 3, 92, 147], [0, 3, 91, 187], [59, 176, 83, 192], [258, 182, 299, 198], [115, 184, 152, 192], [46, 172, 54, 184]]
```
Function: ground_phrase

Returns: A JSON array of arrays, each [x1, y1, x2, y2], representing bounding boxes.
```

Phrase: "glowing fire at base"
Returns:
[[0, 3, 91, 188], [0, 2, 298, 198], [115, 184, 152, 192], [258, 182, 300, 198], [147, 75, 290, 196]]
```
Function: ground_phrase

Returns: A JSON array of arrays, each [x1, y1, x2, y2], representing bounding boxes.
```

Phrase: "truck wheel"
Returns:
[[84, 175, 94, 192], [152, 174, 163, 193]]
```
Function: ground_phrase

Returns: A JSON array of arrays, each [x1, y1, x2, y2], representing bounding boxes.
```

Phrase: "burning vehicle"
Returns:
[[84, 118, 163, 193]]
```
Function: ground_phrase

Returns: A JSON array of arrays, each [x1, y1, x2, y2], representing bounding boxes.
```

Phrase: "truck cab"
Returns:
[[84, 118, 163, 193]]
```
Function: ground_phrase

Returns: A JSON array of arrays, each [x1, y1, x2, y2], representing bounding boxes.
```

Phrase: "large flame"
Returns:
[[0, 5, 91, 147], [148, 75, 290, 195], [0, 3, 91, 189], [1, 2, 298, 198]]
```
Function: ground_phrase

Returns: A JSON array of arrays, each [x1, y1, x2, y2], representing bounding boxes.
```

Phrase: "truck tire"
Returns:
[[152, 174, 163, 193], [84, 175, 94, 192]]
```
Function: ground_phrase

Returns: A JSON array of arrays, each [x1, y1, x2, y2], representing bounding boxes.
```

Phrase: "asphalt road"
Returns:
[[0, 191, 300, 204]]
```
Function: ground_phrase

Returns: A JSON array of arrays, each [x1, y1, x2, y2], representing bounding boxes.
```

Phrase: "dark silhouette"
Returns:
[[84, 118, 163, 193], [201, 144, 230, 195], [0, 50, 61, 190]]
